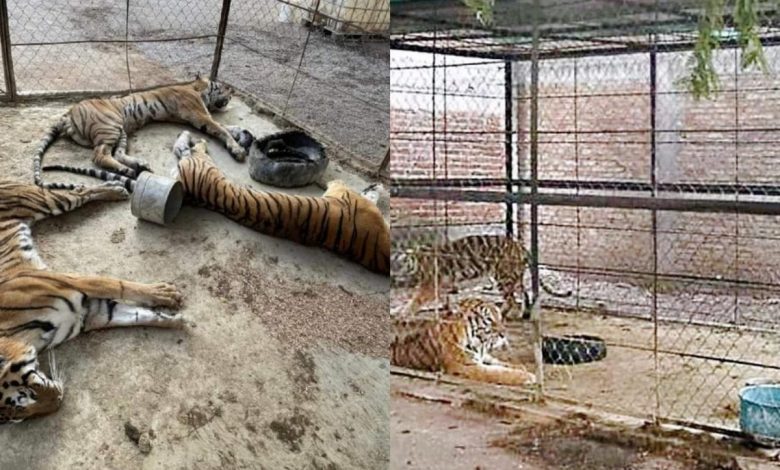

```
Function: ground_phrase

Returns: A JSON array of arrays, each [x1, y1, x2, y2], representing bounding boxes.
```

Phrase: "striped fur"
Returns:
[[172, 132, 390, 274], [391, 297, 535, 385], [33, 77, 245, 190], [42, 131, 391, 273], [0, 181, 185, 423], [396, 235, 572, 319]]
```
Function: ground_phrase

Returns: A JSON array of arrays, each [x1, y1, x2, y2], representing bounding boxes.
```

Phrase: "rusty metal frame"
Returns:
[[0, 0, 16, 101]]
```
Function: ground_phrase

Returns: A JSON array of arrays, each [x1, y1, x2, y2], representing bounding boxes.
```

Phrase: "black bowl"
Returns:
[[248, 129, 328, 188]]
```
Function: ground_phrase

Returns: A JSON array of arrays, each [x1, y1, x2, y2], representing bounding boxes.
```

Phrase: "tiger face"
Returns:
[[459, 298, 509, 359], [199, 78, 233, 112], [0, 339, 63, 424]]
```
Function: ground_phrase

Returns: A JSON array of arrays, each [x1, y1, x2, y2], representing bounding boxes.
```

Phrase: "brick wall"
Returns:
[[392, 50, 780, 287], [391, 108, 506, 243]]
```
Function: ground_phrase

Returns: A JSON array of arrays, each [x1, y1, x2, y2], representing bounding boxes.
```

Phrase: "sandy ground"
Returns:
[[0, 98, 390, 469], [391, 393, 533, 470], [390, 380, 731, 470], [2, 0, 389, 172]]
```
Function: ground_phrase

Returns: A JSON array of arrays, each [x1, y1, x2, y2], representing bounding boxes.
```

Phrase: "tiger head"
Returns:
[[459, 298, 509, 355], [0, 339, 63, 424], [194, 75, 233, 112]]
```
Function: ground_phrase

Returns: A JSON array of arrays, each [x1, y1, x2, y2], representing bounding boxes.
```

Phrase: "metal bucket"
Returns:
[[130, 172, 184, 225]]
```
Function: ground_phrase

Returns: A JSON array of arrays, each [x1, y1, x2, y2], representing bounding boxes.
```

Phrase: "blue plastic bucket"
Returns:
[[739, 385, 780, 439]]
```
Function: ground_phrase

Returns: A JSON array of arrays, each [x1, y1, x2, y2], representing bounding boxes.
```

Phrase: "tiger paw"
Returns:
[[146, 282, 183, 309], [132, 159, 153, 174], [228, 143, 247, 162], [97, 182, 131, 201], [121, 167, 138, 179]]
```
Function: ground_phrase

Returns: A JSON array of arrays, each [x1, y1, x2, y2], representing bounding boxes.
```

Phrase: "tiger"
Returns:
[[0, 181, 185, 423], [394, 235, 572, 319], [391, 297, 535, 385], [43, 131, 391, 274], [32, 76, 247, 190]]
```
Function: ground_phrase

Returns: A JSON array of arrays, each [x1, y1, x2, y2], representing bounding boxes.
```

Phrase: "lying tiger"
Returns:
[[0, 181, 185, 423], [395, 235, 572, 319], [391, 297, 535, 385], [33, 76, 246, 189], [44, 131, 391, 274]]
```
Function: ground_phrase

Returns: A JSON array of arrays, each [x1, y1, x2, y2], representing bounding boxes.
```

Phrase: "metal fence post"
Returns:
[[378, 148, 390, 177], [210, 0, 232, 81], [504, 60, 514, 238], [530, 0, 542, 397], [0, 0, 16, 100]]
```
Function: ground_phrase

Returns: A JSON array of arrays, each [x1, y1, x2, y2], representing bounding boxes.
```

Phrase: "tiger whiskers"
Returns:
[[47, 349, 64, 385]]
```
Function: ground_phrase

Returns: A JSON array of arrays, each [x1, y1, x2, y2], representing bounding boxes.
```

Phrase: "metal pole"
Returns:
[[530, 0, 542, 396], [530, 0, 540, 303], [210, 0, 232, 81], [504, 60, 514, 237], [0, 0, 16, 100], [378, 148, 390, 177], [649, 46, 660, 425]]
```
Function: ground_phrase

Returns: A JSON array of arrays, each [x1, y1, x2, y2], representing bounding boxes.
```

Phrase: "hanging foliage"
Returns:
[[458, 0, 771, 100], [461, 0, 495, 27], [684, 0, 768, 99]]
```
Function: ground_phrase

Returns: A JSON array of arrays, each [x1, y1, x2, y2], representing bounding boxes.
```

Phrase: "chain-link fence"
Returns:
[[391, 0, 780, 435], [0, 0, 389, 173]]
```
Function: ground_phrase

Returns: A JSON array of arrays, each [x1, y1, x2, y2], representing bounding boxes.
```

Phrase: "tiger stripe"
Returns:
[[175, 133, 390, 274], [391, 297, 535, 385], [0, 181, 185, 423], [32, 77, 245, 190], [397, 235, 572, 319]]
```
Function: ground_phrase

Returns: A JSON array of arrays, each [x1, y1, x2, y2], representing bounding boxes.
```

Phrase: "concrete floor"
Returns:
[[0, 98, 389, 469]]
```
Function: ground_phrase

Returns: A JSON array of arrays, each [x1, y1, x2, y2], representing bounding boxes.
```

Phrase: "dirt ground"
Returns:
[[512, 308, 780, 431], [0, 98, 389, 469], [389, 379, 761, 470]]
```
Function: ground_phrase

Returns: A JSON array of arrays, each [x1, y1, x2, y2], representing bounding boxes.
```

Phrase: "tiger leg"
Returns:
[[82, 299, 186, 331], [404, 281, 447, 315], [36, 272, 182, 309], [92, 144, 138, 178], [23, 182, 129, 222], [113, 129, 151, 174], [499, 280, 522, 321], [181, 111, 246, 162], [522, 291, 532, 320], [449, 362, 536, 386]]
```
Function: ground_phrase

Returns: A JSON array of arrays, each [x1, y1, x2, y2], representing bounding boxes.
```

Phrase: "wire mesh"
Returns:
[[0, 0, 389, 174], [218, 0, 389, 173], [391, 0, 780, 435], [5, 0, 220, 94]]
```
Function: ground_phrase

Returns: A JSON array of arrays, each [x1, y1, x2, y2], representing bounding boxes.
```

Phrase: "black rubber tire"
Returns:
[[248, 129, 329, 188], [542, 334, 607, 365]]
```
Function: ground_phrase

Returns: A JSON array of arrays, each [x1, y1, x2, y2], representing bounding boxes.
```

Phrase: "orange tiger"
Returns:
[[391, 297, 535, 385], [42, 131, 391, 274], [0, 181, 185, 423], [32, 76, 246, 189]]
